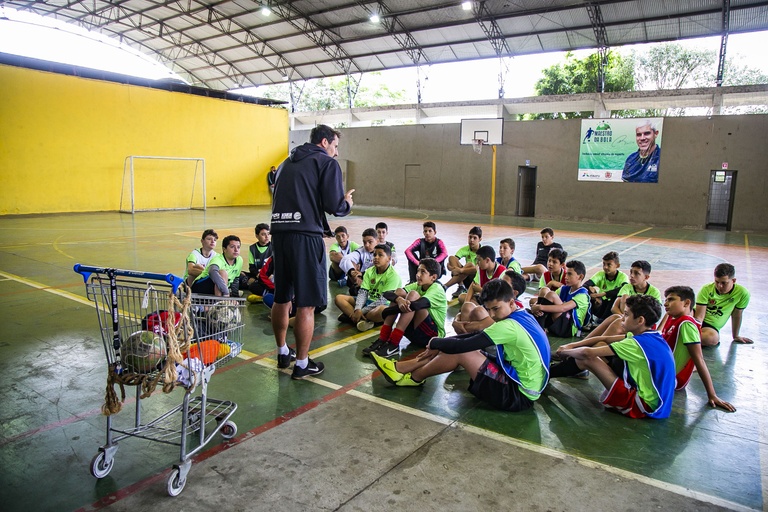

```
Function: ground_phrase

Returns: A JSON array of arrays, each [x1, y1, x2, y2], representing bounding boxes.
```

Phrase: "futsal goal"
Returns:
[[119, 156, 206, 213]]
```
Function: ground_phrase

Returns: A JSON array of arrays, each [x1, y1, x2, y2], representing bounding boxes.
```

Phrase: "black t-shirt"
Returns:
[[533, 242, 563, 266]]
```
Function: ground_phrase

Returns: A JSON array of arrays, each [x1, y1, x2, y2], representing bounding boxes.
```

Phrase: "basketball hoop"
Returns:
[[472, 138, 485, 154]]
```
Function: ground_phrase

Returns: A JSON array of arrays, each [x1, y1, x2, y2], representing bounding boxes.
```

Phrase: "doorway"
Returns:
[[706, 170, 737, 230], [516, 165, 537, 217]]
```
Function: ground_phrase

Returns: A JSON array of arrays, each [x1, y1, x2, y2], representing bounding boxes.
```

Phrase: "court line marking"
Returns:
[[570, 227, 653, 260], [53, 234, 75, 259], [0, 269, 96, 308], [746, 234, 766, 510]]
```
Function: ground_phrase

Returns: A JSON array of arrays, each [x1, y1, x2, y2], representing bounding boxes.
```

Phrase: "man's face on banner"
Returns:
[[635, 124, 658, 152]]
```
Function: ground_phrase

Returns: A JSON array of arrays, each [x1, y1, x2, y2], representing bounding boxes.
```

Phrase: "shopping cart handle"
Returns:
[[74, 264, 185, 293]]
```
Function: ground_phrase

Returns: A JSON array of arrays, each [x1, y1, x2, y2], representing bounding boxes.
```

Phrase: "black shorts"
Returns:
[[403, 315, 439, 347], [701, 321, 719, 332], [272, 233, 327, 308], [468, 358, 534, 412], [545, 311, 573, 338], [191, 277, 216, 295]]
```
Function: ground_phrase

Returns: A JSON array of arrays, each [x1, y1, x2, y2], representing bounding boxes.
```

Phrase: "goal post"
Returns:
[[120, 156, 206, 213]]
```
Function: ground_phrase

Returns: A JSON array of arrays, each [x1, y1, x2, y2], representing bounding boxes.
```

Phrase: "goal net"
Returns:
[[120, 156, 206, 213]]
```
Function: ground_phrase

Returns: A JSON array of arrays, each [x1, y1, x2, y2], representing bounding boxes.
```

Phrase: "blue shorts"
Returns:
[[272, 233, 327, 308]]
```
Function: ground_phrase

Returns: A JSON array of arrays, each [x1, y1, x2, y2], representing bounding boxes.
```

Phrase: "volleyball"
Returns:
[[121, 330, 167, 374]]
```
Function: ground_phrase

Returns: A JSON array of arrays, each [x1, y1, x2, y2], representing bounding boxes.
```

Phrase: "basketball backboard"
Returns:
[[460, 118, 503, 145]]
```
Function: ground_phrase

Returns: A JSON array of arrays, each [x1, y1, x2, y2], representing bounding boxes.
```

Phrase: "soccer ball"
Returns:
[[205, 301, 241, 332], [121, 330, 167, 374]]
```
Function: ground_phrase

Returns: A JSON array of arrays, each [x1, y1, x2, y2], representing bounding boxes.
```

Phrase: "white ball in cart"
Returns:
[[206, 301, 241, 330]]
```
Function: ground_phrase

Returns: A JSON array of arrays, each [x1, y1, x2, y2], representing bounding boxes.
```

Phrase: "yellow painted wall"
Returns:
[[0, 64, 288, 215]]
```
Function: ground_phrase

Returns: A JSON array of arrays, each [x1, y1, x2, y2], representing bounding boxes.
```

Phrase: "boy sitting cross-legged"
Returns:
[[551, 295, 676, 419], [370, 279, 550, 412], [584, 251, 629, 324], [335, 244, 402, 332], [660, 286, 735, 411], [529, 248, 567, 309], [375, 222, 398, 266], [530, 260, 591, 338], [328, 226, 359, 286], [340, 228, 378, 297], [404, 221, 448, 284], [572, 259, 662, 345], [444, 226, 483, 299], [497, 238, 522, 274], [460, 245, 506, 305], [362, 258, 447, 358]]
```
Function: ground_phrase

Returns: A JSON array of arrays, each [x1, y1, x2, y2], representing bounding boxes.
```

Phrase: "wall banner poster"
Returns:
[[578, 118, 664, 183]]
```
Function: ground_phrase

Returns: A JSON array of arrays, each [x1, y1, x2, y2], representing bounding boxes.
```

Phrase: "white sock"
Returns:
[[278, 344, 290, 356], [295, 357, 308, 369]]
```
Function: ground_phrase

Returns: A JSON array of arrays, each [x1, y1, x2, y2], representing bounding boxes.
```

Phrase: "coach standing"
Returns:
[[270, 124, 354, 379]]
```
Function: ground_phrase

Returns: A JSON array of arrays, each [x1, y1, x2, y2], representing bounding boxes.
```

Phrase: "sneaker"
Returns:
[[246, 294, 263, 303], [571, 369, 590, 380], [277, 347, 296, 369], [373, 342, 400, 358], [396, 373, 425, 387], [362, 338, 387, 357], [291, 359, 325, 380], [337, 277, 348, 288], [357, 319, 375, 332], [452, 285, 466, 299], [337, 313, 353, 324], [370, 352, 404, 384]]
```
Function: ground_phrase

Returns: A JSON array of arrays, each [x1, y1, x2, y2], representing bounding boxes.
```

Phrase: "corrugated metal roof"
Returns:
[[5, 0, 768, 90]]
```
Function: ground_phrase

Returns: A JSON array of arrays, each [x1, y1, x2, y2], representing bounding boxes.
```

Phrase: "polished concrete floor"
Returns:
[[0, 206, 765, 511]]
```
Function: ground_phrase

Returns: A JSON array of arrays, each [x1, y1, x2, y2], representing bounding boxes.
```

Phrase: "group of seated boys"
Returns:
[[183, 222, 752, 420]]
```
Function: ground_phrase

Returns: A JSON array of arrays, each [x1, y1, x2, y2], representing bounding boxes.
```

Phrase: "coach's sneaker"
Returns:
[[277, 347, 296, 369], [373, 342, 400, 359], [357, 319, 375, 332], [291, 359, 325, 380], [396, 373, 424, 387], [362, 338, 387, 357], [370, 352, 403, 384]]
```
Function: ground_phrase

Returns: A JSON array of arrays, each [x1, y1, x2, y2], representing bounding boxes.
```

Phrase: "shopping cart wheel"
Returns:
[[220, 420, 238, 440], [167, 468, 186, 497], [90, 452, 114, 479]]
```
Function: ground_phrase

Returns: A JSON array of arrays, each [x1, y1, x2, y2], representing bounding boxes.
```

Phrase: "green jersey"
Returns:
[[405, 281, 447, 337], [588, 270, 629, 292], [483, 318, 548, 401], [183, 248, 216, 281], [329, 241, 359, 255], [617, 282, 661, 301], [361, 265, 402, 302], [696, 282, 750, 330], [195, 253, 243, 285], [455, 245, 479, 265]]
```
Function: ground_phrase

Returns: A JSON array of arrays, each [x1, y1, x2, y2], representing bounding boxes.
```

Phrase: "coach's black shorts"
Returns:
[[272, 233, 327, 308]]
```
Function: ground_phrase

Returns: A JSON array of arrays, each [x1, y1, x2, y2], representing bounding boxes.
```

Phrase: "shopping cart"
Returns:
[[74, 264, 245, 496]]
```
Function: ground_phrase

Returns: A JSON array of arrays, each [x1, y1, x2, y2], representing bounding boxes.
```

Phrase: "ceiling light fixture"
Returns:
[[370, 13, 380, 23], [462, 1, 472, 11], [261, 6, 271, 16]]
